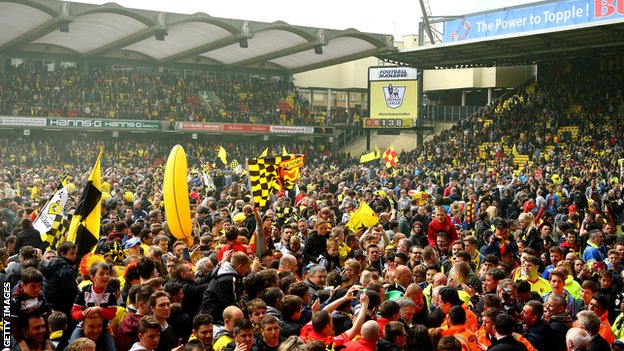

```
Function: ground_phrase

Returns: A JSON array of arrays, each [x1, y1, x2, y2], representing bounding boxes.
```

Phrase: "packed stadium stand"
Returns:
[[0, 67, 317, 125]]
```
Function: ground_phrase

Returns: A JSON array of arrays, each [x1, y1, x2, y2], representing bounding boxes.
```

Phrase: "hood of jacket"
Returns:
[[550, 312, 573, 328], [40, 257, 72, 278], [217, 261, 238, 278], [120, 313, 142, 334], [213, 325, 232, 340]]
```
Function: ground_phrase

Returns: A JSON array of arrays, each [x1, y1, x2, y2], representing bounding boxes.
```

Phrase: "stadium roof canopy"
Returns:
[[0, 0, 396, 74], [380, 9, 624, 69]]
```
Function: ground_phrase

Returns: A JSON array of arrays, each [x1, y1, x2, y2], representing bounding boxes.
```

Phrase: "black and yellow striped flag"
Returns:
[[248, 157, 281, 209], [247, 154, 304, 208], [67, 147, 103, 257]]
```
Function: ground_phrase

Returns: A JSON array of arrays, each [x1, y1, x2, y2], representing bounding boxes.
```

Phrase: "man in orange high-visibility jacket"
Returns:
[[573, 295, 615, 345], [441, 306, 478, 351], [439, 287, 478, 332]]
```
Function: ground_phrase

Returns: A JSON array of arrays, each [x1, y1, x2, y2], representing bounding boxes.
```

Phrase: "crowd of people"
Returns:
[[1, 61, 624, 351], [0, 66, 332, 125]]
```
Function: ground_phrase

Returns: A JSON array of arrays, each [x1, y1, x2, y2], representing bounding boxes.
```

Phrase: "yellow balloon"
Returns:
[[163, 145, 193, 243]]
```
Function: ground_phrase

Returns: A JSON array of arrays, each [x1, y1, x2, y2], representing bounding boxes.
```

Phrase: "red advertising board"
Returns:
[[223, 124, 269, 133], [177, 122, 222, 132]]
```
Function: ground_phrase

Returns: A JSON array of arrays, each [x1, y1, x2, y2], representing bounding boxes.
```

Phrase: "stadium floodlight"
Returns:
[[239, 39, 248, 48], [155, 29, 168, 41], [314, 45, 323, 55]]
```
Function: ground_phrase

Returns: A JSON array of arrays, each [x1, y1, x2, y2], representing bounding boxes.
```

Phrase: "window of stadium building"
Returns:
[[6, 57, 25, 70], [113, 65, 133, 74], [33, 59, 55, 72], [60, 61, 78, 69], [184, 69, 203, 79], [137, 66, 156, 76]]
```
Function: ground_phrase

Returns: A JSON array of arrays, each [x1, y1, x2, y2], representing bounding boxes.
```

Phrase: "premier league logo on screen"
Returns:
[[383, 84, 405, 109]]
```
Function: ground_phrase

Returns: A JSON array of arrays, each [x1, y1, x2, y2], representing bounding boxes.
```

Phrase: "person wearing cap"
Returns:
[[584, 294, 616, 345], [125, 237, 142, 256]]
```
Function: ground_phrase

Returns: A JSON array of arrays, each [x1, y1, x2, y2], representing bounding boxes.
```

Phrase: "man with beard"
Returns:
[[190, 314, 214, 351], [522, 300, 553, 351]]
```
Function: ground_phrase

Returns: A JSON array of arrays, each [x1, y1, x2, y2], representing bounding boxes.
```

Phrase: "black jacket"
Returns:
[[250, 336, 282, 351], [40, 256, 78, 314], [14, 227, 45, 252], [487, 335, 527, 351], [201, 261, 243, 324], [548, 316, 572, 351], [279, 318, 302, 339], [587, 334, 611, 351], [303, 232, 326, 264], [377, 338, 403, 351], [154, 324, 177, 351], [523, 320, 553, 351], [171, 278, 210, 316], [425, 307, 444, 329], [168, 303, 193, 343]]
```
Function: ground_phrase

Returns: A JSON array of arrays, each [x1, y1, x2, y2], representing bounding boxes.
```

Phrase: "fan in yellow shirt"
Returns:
[[516, 255, 551, 296]]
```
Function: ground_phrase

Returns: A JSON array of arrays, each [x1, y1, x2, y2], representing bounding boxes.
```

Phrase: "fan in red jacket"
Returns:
[[428, 206, 458, 247], [217, 227, 248, 262]]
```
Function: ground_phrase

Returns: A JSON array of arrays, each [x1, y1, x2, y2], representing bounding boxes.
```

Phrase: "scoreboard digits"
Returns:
[[363, 117, 413, 128]]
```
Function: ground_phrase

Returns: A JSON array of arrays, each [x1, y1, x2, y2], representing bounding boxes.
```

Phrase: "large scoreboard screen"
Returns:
[[366, 67, 418, 128]]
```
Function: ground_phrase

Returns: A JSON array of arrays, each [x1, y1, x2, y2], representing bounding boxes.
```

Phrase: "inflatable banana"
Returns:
[[163, 145, 193, 244]]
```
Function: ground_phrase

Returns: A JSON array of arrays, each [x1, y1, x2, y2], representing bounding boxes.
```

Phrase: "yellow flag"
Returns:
[[359, 150, 380, 164], [67, 147, 103, 256], [218, 146, 228, 166], [346, 201, 379, 233], [282, 146, 288, 156], [259, 148, 268, 158]]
